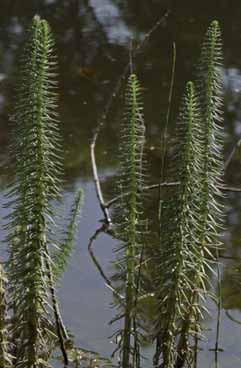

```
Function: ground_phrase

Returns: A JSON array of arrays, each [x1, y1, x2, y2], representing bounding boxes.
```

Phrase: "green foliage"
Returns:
[[54, 187, 84, 279], [154, 82, 207, 367], [154, 20, 224, 368], [6, 15, 63, 367], [197, 20, 224, 246], [112, 74, 146, 368], [56, 345, 115, 368], [0, 261, 12, 368], [0, 16, 226, 368]]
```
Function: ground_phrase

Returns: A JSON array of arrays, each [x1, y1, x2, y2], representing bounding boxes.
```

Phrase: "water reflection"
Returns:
[[90, 0, 134, 45], [0, 1, 241, 367]]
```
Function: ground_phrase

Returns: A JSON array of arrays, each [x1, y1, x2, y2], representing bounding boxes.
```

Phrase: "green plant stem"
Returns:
[[0, 261, 12, 368], [122, 75, 138, 368]]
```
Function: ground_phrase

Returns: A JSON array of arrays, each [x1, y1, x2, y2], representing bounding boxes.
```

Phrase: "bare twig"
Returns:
[[90, 134, 112, 224], [88, 224, 125, 305], [105, 182, 241, 209], [90, 10, 170, 222], [129, 38, 134, 75], [215, 249, 222, 353], [224, 138, 241, 170], [106, 182, 178, 208], [226, 310, 241, 325], [158, 42, 176, 230], [44, 248, 69, 366]]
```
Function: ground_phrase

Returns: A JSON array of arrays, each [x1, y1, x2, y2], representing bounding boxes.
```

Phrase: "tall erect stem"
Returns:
[[122, 74, 139, 367], [155, 81, 205, 367], [112, 74, 145, 368], [197, 20, 224, 238], [175, 20, 225, 367], [197, 18, 224, 359], [6, 15, 62, 368]]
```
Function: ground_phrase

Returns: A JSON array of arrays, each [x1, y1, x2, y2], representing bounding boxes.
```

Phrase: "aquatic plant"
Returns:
[[0, 13, 226, 368], [54, 187, 84, 279], [153, 81, 206, 367], [176, 22, 224, 366], [111, 73, 146, 368], [0, 261, 12, 368], [5, 15, 65, 367], [154, 20, 224, 368], [197, 20, 224, 249]]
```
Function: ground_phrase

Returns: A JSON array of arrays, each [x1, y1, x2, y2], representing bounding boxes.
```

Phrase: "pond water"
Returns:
[[0, 1, 241, 367]]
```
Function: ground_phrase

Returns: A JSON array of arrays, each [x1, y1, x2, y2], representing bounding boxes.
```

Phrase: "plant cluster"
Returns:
[[0, 15, 83, 368], [0, 14, 225, 368], [110, 20, 224, 368]]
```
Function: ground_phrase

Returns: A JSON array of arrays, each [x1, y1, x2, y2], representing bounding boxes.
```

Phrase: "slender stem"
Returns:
[[226, 310, 241, 325], [90, 11, 170, 222], [122, 75, 139, 368], [194, 324, 198, 368], [224, 138, 241, 170], [106, 182, 179, 208], [106, 182, 241, 209], [88, 225, 124, 305], [129, 38, 134, 75], [44, 248, 69, 366], [158, 42, 176, 230], [133, 222, 147, 368], [215, 350, 218, 368], [215, 254, 222, 353], [90, 132, 112, 224]]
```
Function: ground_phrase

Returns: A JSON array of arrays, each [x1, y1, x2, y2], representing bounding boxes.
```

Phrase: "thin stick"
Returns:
[[194, 325, 198, 368], [132, 221, 148, 368], [158, 42, 176, 230], [226, 310, 241, 325], [215, 254, 222, 353], [219, 255, 241, 260], [160, 42, 176, 181], [106, 182, 241, 208], [106, 182, 179, 208], [129, 38, 134, 75], [224, 138, 241, 170], [88, 224, 125, 305], [44, 249, 69, 366], [166, 43, 176, 127], [90, 134, 112, 224], [90, 10, 170, 221], [214, 350, 218, 368]]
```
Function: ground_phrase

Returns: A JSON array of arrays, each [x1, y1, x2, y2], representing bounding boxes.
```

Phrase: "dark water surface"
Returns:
[[1, 1, 241, 367]]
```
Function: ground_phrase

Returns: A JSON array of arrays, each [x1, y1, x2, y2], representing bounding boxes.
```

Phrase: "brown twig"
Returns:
[[90, 10, 170, 223], [88, 224, 125, 305], [224, 138, 241, 170]]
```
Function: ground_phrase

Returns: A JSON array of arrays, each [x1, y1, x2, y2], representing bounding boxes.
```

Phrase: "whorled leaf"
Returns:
[[5, 15, 63, 368], [196, 19, 224, 249], [54, 187, 84, 279], [154, 82, 210, 368], [111, 74, 147, 368], [0, 261, 13, 367]]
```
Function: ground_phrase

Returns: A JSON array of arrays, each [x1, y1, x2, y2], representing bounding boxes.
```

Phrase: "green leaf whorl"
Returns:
[[112, 74, 146, 368], [6, 15, 62, 368]]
